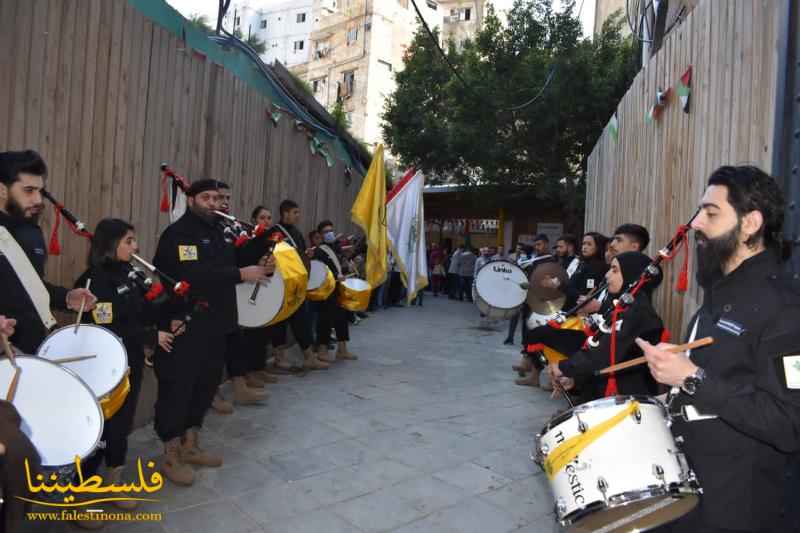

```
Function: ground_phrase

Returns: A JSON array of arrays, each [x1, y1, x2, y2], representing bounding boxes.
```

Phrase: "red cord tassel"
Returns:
[[604, 308, 621, 397], [160, 174, 170, 213], [48, 206, 62, 256], [676, 232, 690, 292]]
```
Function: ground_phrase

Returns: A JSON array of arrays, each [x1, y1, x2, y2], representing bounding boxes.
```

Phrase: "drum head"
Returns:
[[342, 278, 370, 291], [308, 260, 329, 291], [474, 260, 527, 310], [237, 273, 286, 328], [568, 493, 699, 533], [0, 356, 103, 466], [37, 325, 128, 398]]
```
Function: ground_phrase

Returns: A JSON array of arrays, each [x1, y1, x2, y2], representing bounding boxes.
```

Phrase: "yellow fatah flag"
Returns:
[[351, 144, 388, 288]]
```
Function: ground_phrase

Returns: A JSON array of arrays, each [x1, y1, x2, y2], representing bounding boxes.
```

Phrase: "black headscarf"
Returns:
[[612, 251, 663, 297]]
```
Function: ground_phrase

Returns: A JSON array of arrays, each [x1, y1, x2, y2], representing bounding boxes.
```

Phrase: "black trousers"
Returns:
[[270, 302, 313, 351], [241, 327, 271, 372], [317, 295, 349, 346], [153, 324, 226, 442], [225, 330, 249, 378], [85, 344, 145, 469]]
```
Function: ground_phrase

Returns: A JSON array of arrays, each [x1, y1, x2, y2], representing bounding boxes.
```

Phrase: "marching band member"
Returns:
[[0, 150, 97, 353], [555, 234, 580, 277], [74, 219, 176, 528], [549, 251, 663, 401], [639, 167, 800, 533], [215, 182, 267, 407], [151, 179, 269, 486], [267, 199, 328, 371], [314, 220, 358, 363]]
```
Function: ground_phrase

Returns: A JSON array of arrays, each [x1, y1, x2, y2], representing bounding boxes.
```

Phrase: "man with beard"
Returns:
[[151, 179, 269, 486], [555, 234, 580, 278], [638, 166, 800, 533], [0, 150, 97, 353]]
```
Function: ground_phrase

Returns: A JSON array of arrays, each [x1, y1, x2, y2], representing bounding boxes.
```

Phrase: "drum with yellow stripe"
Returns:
[[307, 260, 336, 301], [236, 242, 308, 328], [337, 278, 371, 312]]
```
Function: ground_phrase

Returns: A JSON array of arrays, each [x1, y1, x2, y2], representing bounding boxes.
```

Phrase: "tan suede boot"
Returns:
[[233, 376, 267, 405], [335, 341, 358, 360], [245, 374, 266, 388], [251, 370, 279, 383], [107, 465, 138, 510], [303, 348, 329, 370], [272, 347, 292, 371], [515, 367, 541, 387], [162, 437, 195, 486], [180, 428, 223, 467], [316, 346, 335, 364], [212, 391, 234, 414], [511, 355, 532, 374]]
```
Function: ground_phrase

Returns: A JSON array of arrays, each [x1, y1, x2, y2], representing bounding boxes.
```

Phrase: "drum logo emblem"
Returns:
[[492, 265, 512, 274], [92, 303, 113, 325]]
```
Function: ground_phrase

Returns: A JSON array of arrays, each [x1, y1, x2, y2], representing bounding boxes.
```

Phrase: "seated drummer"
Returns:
[[549, 252, 664, 402]]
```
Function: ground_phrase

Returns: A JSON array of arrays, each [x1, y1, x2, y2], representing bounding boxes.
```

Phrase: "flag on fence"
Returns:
[[386, 168, 428, 303], [608, 112, 619, 142], [677, 66, 692, 113], [351, 144, 388, 288]]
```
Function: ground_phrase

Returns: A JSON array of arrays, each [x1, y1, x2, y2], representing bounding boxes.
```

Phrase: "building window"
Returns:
[[339, 70, 355, 99], [297, 13, 306, 23], [312, 78, 326, 93], [426, 0, 437, 10], [260, 19, 267, 29], [293, 40, 304, 52], [463, 7, 471, 21], [346, 27, 359, 44]]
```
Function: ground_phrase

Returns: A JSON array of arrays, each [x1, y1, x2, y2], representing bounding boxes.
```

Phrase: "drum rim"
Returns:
[[558, 484, 701, 527], [473, 261, 527, 310], [236, 273, 287, 328], [541, 395, 666, 434], [307, 260, 329, 290], [37, 324, 129, 398], [342, 277, 369, 290], [2, 355, 104, 466]]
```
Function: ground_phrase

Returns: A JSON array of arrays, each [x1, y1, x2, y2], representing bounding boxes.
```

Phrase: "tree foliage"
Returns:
[[188, 13, 214, 34], [381, 1, 637, 224]]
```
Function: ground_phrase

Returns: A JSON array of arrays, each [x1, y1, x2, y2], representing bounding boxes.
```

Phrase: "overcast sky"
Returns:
[[165, 0, 596, 37]]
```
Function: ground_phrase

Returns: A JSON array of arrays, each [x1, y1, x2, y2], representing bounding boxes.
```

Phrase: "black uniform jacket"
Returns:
[[670, 250, 800, 531], [314, 243, 346, 279], [563, 258, 608, 310], [152, 210, 240, 335], [558, 291, 662, 400], [0, 211, 68, 353], [74, 262, 160, 365]]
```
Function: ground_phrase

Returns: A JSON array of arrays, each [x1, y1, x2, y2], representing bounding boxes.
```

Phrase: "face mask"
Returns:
[[323, 231, 336, 244]]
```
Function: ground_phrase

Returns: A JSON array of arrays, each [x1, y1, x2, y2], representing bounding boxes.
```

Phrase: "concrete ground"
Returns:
[[43, 295, 565, 533]]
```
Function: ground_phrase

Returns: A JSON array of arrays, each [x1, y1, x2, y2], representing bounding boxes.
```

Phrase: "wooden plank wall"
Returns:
[[0, 0, 362, 288], [586, 0, 783, 334]]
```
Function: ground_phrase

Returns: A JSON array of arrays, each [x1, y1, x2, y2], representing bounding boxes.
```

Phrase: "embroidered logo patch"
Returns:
[[586, 279, 595, 289], [716, 317, 745, 336], [783, 355, 800, 390], [92, 302, 113, 324], [178, 245, 198, 261]]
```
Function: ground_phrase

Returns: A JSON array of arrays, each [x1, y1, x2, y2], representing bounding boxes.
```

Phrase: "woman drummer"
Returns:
[[549, 251, 665, 402], [75, 219, 175, 514]]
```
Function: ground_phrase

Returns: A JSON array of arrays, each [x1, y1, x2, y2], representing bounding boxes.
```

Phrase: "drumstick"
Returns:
[[0, 334, 17, 368], [74, 278, 92, 334], [6, 366, 20, 402], [51, 355, 97, 364], [595, 337, 714, 376]]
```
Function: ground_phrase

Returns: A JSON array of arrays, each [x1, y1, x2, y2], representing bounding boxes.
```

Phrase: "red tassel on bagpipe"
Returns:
[[145, 282, 164, 302], [48, 206, 62, 256], [604, 307, 622, 397]]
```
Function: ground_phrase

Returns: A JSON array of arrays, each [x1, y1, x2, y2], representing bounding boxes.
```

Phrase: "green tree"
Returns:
[[232, 28, 267, 55], [188, 13, 213, 33], [381, 1, 638, 229]]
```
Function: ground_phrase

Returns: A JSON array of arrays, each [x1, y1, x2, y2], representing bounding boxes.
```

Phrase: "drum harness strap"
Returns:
[[543, 400, 641, 479], [275, 224, 299, 250], [319, 244, 343, 278]]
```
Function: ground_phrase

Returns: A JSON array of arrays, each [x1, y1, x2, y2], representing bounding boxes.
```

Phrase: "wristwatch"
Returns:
[[681, 367, 707, 396]]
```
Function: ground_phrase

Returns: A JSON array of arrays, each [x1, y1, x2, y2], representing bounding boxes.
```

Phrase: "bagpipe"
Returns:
[[41, 190, 92, 255]]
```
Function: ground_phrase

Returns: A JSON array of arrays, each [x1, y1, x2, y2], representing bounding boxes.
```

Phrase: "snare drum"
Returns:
[[37, 325, 130, 419], [0, 356, 103, 467], [473, 260, 528, 320], [237, 242, 308, 328], [307, 260, 336, 301], [533, 396, 700, 532], [337, 278, 371, 312]]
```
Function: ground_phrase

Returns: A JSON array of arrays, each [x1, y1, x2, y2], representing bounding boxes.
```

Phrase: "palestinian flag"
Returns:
[[608, 112, 619, 142], [677, 66, 692, 113]]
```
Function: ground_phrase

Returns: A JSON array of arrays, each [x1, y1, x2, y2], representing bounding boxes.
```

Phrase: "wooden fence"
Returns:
[[0, 0, 363, 288], [586, 0, 785, 333]]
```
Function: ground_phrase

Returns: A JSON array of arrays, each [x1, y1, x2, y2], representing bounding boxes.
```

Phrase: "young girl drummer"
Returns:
[[74, 219, 176, 526]]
